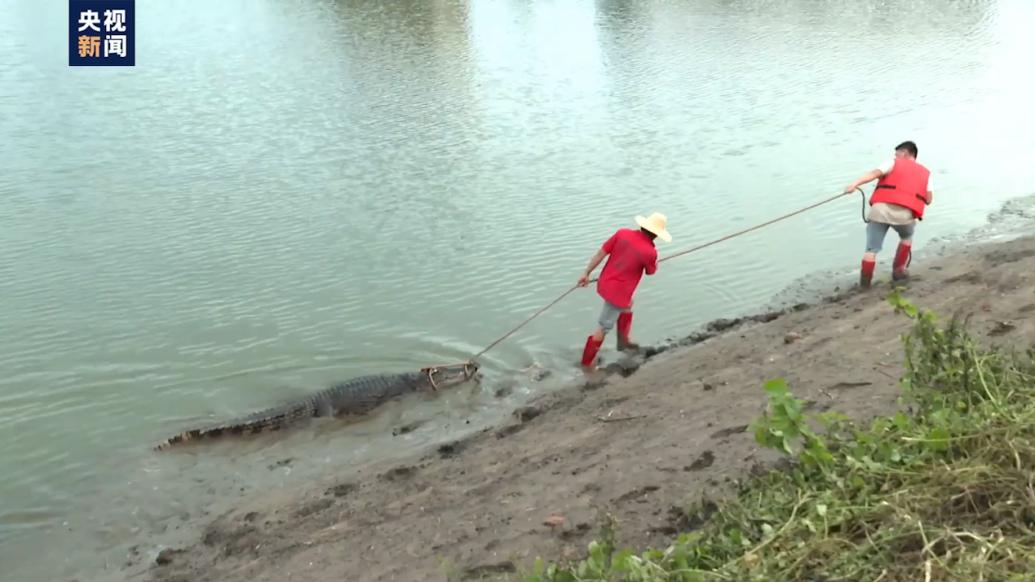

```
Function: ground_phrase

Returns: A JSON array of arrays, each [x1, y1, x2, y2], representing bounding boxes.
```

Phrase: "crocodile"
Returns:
[[154, 362, 478, 450]]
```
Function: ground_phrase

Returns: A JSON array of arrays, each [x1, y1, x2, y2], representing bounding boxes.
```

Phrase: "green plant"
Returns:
[[749, 378, 834, 473], [517, 293, 1035, 581]]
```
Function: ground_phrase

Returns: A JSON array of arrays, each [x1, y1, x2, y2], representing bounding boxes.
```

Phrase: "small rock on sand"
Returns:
[[543, 514, 566, 527], [784, 332, 802, 344]]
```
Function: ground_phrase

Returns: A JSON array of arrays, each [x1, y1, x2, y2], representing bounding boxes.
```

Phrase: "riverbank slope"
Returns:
[[146, 234, 1035, 582]]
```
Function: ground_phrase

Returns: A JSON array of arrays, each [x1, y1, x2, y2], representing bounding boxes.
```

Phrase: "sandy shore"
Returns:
[[142, 234, 1035, 582]]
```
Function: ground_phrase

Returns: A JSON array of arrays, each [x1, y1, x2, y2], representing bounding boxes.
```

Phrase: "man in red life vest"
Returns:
[[844, 140, 933, 288], [576, 212, 672, 369]]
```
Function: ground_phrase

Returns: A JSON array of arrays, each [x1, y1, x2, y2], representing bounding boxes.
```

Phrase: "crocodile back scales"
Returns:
[[154, 372, 426, 450]]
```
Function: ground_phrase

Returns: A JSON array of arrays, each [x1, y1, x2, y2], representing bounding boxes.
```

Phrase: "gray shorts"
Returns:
[[866, 221, 915, 253], [598, 300, 631, 332]]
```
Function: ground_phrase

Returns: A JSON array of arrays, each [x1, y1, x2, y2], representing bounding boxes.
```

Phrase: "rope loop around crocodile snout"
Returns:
[[420, 361, 479, 392], [427, 368, 440, 391]]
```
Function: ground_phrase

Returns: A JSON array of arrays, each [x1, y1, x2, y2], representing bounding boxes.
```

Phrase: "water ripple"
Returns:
[[1, 0, 1029, 579]]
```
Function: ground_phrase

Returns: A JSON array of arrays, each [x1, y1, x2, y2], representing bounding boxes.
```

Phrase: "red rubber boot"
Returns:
[[616, 312, 640, 351], [580, 335, 603, 367], [892, 241, 912, 282], [860, 258, 876, 289]]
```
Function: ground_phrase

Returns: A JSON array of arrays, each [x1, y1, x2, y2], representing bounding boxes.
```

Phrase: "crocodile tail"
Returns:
[[153, 398, 319, 451]]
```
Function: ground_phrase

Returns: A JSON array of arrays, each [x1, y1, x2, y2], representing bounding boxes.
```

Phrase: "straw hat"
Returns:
[[635, 212, 672, 242]]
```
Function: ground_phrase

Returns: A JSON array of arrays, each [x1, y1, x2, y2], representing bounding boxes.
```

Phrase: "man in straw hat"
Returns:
[[576, 212, 671, 369]]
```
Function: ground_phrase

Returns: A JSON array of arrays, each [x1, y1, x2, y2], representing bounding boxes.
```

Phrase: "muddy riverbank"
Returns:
[[144, 234, 1035, 582]]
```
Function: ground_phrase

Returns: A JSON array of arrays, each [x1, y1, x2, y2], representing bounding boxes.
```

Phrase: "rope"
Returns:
[[468, 285, 581, 361], [658, 188, 863, 265], [462, 189, 864, 365]]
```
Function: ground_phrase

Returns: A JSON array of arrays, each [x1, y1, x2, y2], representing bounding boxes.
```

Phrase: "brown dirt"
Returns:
[[144, 235, 1035, 582]]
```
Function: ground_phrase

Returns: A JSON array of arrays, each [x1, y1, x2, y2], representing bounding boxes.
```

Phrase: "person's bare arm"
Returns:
[[844, 169, 883, 193], [577, 249, 607, 286]]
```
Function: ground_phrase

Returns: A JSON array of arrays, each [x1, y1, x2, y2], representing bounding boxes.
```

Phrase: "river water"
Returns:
[[2, 0, 1034, 579]]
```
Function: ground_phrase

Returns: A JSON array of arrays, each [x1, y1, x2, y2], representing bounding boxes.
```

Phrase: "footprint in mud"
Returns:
[[560, 523, 592, 541], [803, 399, 832, 412], [667, 500, 719, 532], [437, 440, 467, 459], [513, 405, 543, 423], [202, 523, 260, 556], [603, 361, 641, 378], [945, 271, 982, 284], [326, 483, 357, 498], [709, 425, 748, 440], [615, 485, 660, 503], [495, 424, 525, 439], [381, 465, 418, 481], [155, 548, 186, 566], [989, 321, 1017, 337], [686, 450, 715, 472]]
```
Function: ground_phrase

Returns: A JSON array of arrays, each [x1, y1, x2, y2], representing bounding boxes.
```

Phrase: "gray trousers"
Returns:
[[866, 221, 915, 253], [597, 300, 631, 332]]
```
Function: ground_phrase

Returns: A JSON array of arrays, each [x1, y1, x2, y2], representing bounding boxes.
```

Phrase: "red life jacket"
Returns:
[[869, 157, 931, 220]]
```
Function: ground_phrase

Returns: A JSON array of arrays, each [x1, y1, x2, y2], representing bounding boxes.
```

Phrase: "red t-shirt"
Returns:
[[596, 228, 658, 309]]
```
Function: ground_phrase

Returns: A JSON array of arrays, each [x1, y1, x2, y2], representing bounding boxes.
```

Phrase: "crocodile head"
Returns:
[[421, 361, 480, 390]]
